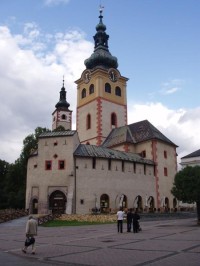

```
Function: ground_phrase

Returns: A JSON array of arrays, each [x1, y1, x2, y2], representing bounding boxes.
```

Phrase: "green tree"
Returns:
[[171, 166, 200, 224], [0, 160, 10, 208], [0, 127, 50, 210], [20, 127, 50, 165], [4, 159, 25, 208], [53, 125, 66, 132]]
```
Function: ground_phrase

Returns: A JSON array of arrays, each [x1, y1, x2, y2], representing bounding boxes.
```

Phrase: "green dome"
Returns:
[[84, 9, 118, 70], [55, 83, 70, 109], [84, 48, 118, 70], [95, 20, 106, 32]]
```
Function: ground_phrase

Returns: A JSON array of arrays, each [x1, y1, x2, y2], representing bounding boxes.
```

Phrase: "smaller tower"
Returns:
[[52, 79, 72, 130]]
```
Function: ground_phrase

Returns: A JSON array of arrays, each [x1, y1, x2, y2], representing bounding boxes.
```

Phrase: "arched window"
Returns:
[[89, 84, 94, 94], [134, 195, 143, 210], [100, 194, 109, 213], [165, 197, 170, 211], [32, 198, 38, 214], [81, 88, 86, 98], [115, 86, 121, 96], [119, 194, 127, 209], [105, 83, 111, 93], [111, 113, 117, 128], [86, 114, 91, 129], [61, 114, 66, 120], [147, 196, 155, 211]]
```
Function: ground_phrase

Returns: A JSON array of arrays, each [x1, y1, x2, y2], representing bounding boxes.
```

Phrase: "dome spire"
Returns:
[[62, 75, 65, 87], [84, 6, 118, 70], [55, 77, 70, 109]]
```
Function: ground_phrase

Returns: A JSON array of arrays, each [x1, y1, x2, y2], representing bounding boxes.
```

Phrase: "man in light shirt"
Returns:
[[117, 207, 124, 233]]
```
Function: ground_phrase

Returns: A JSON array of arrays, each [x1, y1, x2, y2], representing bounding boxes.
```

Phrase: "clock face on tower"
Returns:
[[82, 70, 91, 84], [108, 69, 118, 82]]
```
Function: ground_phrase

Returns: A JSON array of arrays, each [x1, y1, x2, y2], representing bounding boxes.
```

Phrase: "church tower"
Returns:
[[75, 8, 128, 145], [52, 79, 72, 130]]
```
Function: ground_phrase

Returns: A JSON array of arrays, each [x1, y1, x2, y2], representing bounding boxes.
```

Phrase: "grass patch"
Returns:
[[42, 220, 114, 227]]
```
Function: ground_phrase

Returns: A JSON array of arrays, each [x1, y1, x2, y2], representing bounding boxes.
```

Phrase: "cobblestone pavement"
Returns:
[[0, 216, 199, 266]]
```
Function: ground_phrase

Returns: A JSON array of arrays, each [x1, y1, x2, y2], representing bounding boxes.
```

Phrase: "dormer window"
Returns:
[[141, 150, 146, 158]]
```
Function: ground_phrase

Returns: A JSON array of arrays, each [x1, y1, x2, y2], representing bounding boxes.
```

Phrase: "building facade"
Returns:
[[178, 149, 200, 210], [180, 149, 200, 168], [26, 9, 178, 215]]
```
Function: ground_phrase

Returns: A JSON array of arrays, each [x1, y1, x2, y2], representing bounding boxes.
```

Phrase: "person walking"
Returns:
[[132, 209, 140, 233], [117, 207, 124, 233], [126, 208, 133, 232], [22, 215, 38, 254]]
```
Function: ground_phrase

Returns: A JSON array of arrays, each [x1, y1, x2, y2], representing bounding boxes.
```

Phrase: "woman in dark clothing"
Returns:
[[132, 209, 140, 233], [126, 208, 133, 232]]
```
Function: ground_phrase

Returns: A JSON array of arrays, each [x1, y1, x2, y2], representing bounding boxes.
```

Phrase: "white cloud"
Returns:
[[0, 24, 92, 163], [44, 0, 70, 6], [23, 22, 40, 39], [164, 87, 179, 94], [128, 102, 200, 167], [160, 79, 183, 95]]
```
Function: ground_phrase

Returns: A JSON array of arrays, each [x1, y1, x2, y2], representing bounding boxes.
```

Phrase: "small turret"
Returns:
[[52, 78, 72, 131]]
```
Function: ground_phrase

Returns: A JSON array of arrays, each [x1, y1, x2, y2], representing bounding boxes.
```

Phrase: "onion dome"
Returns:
[[55, 79, 70, 109], [84, 8, 118, 70]]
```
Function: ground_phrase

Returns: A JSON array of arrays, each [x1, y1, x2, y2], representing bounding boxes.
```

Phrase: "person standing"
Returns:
[[132, 209, 140, 233], [22, 215, 38, 254], [117, 207, 124, 233], [126, 208, 133, 232]]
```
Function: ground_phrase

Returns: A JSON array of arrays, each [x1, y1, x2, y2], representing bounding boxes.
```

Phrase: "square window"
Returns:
[[59, 160, 65, 170], [45, 161, 52, 170]]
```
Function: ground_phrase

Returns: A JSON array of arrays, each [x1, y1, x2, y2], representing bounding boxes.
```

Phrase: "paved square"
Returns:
[[0, 216, 199, 266]]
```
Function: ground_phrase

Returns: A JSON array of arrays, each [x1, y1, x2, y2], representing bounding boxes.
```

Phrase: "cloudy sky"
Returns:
[[0, 0, 200, 167]]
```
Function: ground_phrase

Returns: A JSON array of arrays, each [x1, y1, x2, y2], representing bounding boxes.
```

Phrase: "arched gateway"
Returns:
[[49, 190, 67, 214]]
